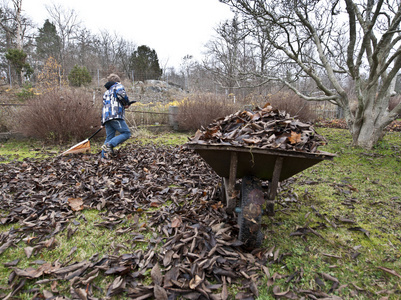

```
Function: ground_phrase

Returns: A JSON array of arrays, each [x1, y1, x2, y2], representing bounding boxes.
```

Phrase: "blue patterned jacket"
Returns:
[[101, 81, 130, 125]]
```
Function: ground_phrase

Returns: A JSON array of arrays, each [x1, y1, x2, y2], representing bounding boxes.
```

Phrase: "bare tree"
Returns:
[[221, 0, 401, 149], [204, 15, 281, 96], [115, 38, 136, 79], [45, 3, 82, 72], [204, 16, 247, 94], [95, 30, 120, 74]]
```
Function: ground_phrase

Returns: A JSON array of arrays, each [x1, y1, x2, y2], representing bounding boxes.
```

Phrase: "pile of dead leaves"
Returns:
[[386, 119, 401, 132], [187, 103, 326, 153], [0, 143, 287, 300], [315, 119, 348, 130], [316, 118, 401, 132]]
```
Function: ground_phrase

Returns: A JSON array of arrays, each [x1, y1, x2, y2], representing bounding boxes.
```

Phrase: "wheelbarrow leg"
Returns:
[[225, 151, 238, 214], [238, 176, 264, 249], [266, 156, 284, 216]]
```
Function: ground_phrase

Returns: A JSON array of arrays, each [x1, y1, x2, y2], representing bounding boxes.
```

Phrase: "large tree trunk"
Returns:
[[350, 119, 385, 149], [346, 90, 395, 149]]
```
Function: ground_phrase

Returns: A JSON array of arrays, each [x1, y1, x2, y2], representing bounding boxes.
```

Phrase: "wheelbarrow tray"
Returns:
[[186, 143, 335, 181]]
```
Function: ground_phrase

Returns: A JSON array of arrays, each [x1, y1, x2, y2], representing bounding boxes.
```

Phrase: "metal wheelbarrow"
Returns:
[[186, 143, 336, 249]]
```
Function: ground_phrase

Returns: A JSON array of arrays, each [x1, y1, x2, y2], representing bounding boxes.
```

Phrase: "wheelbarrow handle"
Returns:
[[88, 127, 103, 140]]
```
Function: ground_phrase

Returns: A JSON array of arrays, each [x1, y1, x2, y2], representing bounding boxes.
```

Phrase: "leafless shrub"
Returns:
[[176, 93, 239, 131], [242, 91, 317, 122], [17, 88, 101, 143], [0, 107, 12, 132], [266, 92, 317, 122]]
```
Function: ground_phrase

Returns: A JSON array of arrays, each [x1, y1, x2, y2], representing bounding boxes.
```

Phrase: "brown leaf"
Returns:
[[191, 129, 203, 142], [154, 284, 168, 300], [189, 275, 203, 289], [111, 276, 125, 290], [320, 272, 339, 283], [273, 248, 280, 261], [0, 240, 13, 255], [249, 280, 259, 297], [43, 289, 54, 298], [3, 259, 19, 267], [272, 286, 298, 299], [43, 237, 56, 248], [289, 131, 302, 144], [163, 266, 179, 288], [221, 276, 228, 300], [13, 267, 42, 278], [104, 266, 131, 275], [24, 246, 34, 258], [74, 288, 87, 300], [352, 282, 365, 291], [163, 250, 174, 267], [377, 266, 401, 278], [171, 216, 182, 228], [338, 217, 356, 224], [322, 253, 342, 259], [261, 265, 270, 278], [151, 263, 163, 286], [348, 227, 370, 238], [67, 197, 84, 211]]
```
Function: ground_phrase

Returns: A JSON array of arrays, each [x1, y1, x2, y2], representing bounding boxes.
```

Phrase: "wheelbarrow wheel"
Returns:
[[238, 176, 264, 249]]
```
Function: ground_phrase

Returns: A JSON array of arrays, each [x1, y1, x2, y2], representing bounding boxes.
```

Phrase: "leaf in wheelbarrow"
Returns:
[[262, 102, 274, 111], [243, 137, 261, 144], [204, 126, 220, 139], [289, 131, 302, 144], [251, 112, 261, 121], [191, 130, 203, 142], [273, 135, 289, 148]]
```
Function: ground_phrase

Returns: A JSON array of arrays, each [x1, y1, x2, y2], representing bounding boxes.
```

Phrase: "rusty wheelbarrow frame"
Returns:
[[186, 143, 336, 248]]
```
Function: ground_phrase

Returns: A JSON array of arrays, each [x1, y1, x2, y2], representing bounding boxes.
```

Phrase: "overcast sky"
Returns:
[[21, 0, 234, 69]]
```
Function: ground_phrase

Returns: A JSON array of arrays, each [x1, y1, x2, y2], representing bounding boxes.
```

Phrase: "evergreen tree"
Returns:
[[129, 45, 162, 81], [5, 48, 34, 85], [68, 64, 92, 87], [35, 19, 61, 61]]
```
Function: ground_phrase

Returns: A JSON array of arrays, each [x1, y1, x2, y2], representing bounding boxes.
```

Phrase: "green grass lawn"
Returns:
[[0, 128, 400, 299], [257, 127, 401, 299]]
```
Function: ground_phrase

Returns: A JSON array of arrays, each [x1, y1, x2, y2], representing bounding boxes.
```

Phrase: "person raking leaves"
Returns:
[[101, 73, 135, 159]]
